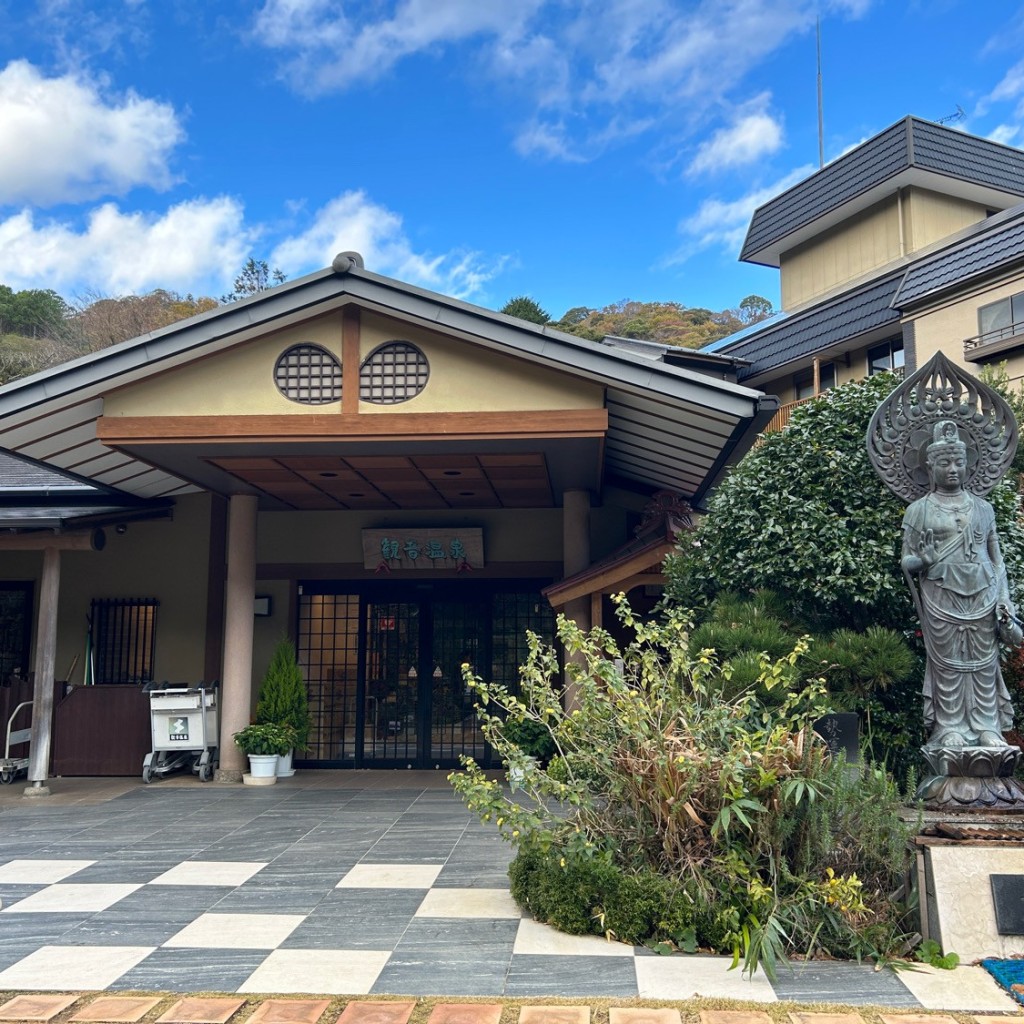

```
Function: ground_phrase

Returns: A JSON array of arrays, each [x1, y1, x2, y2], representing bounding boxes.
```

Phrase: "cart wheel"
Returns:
[[142, 765, 153, 784], [0, 769, 13, 785], [199, 764, 213, 782]]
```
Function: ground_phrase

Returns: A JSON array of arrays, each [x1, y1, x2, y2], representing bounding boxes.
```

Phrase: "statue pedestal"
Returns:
[[917, 745, 1024, 811]]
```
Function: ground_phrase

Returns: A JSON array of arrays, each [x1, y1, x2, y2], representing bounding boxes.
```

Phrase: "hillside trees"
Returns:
[[499, 295, 551, 324]]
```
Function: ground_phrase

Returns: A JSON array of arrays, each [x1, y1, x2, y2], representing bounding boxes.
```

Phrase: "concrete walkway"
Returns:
[[0, 772, 1016, 1013]]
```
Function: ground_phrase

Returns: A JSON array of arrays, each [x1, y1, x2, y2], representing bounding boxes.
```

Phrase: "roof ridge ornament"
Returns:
[[332, 251, 365, 274], [866, 350, 1017, 502]]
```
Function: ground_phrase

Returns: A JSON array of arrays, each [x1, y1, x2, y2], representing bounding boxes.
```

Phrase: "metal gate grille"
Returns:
[[90, 598, 158, 684]]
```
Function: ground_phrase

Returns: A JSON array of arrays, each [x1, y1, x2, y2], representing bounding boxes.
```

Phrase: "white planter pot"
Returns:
[[247, 753, 279, 779], [276, 749, 296, 777]]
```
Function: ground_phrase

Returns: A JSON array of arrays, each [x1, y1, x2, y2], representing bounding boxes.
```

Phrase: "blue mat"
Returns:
[[982, 958, 1024, 1005]]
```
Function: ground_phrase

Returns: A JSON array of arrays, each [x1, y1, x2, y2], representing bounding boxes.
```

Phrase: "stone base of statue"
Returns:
[[916, 745, 1024, 810]]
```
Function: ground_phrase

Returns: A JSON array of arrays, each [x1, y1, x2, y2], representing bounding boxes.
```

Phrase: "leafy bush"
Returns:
[[233, 721, 296, 756], [451, 601, 916, 980], [665, 373, 1024, 633]]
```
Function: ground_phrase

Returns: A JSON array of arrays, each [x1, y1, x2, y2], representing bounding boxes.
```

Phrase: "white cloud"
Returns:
[[270, 190, 507, 299], [254, 0, 543, 95], [976, 57, 1024, 119], [252, 0, 868, 162], [989, 124, 1021, 146], [687, 106, 784, 176], [0, 197, 252, 294], [668, 164, 815, 263], [0, 60, 183, 206]]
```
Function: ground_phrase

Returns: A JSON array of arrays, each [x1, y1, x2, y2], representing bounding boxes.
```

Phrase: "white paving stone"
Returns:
[[0, 946, 153, 990], [415, 887, 522, 918], [634, 954, 778, 1002], [894, 963, 1018, 1012], [163, 912, 304, 949], [238, 949, 391, 994], [0, 859, 94, 883], [1, 883, 141, 913], [149, 861, 266, 886], [513, 918, 634, 956], [337, 863, 442, 889]]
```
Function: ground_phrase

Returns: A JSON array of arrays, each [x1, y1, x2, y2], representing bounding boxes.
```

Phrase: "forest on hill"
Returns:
[[0, 261, 773, 385]]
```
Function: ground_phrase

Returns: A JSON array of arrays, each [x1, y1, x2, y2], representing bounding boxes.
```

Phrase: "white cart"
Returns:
[[143, 686, 218, 783], [0, 701, 32, 785]]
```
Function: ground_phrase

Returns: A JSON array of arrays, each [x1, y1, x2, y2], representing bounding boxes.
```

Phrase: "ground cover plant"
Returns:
[[451, 600, 917, 982]]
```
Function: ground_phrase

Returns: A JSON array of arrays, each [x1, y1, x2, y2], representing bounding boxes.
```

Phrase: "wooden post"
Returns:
[[217, 494, 258, 782], [562, 489, 591, 709], [25, 546, 60, 795]]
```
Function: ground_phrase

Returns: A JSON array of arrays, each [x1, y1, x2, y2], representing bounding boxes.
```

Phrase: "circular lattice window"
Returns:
[[359, 342, 430, 404], [274, 344, 342, 404]]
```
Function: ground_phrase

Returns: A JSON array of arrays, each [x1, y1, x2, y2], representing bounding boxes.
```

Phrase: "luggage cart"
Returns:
[[143, 685, 218, 783], [0, 701, 32, 785]]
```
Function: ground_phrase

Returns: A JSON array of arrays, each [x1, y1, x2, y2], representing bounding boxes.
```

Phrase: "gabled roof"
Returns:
[[710, 271, 903, 382], [892, 203, 1024, 309], [0, 255, 778, 506], [741, 117, 1024, 267]]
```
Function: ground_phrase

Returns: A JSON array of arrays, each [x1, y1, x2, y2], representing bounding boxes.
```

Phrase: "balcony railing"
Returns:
[[964, 323, 1024, 356], [763, 396, 815, 435]]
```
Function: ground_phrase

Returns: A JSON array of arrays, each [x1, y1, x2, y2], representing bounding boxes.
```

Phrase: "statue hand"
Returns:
[[917, 529, 936, 568]]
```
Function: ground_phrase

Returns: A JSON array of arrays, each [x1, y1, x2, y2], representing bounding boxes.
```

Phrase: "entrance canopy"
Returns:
[[0, 254, 777, 511]]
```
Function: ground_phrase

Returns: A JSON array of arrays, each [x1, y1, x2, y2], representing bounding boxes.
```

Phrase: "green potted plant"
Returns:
[[233, 721, 296, 782], [256, 639, 311, 777]]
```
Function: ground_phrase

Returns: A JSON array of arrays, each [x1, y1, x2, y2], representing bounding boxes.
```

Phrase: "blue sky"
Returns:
[[1, 1, 1024, 321]]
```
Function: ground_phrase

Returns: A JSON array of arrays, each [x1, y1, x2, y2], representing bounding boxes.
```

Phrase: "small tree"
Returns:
[[500, 295, 550, 324], [256, 639, 310, 751], [221, 258, 286, 303]]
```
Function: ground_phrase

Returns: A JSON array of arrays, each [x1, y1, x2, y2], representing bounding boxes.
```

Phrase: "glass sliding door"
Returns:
[[296, 582, 554, 768]]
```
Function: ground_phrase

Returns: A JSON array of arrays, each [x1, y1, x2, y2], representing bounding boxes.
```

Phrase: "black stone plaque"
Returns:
[[991, 874, 1024, 934], [813, 712, 859, 764]]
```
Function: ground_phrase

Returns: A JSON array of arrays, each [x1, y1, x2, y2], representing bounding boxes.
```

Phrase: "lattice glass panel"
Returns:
[[274, 344, 342, 404], [359, 342, 429, 404], [297, 593, 359, 762]]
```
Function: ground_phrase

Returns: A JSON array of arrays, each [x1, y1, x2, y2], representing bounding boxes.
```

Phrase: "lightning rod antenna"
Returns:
[[816, 16, 824, 168]]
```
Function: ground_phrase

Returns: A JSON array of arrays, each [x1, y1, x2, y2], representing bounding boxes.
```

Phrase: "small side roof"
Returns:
[[708, 271, 903, 382], [741, 117, 1024, 268], [892, 203, 1024, 309]]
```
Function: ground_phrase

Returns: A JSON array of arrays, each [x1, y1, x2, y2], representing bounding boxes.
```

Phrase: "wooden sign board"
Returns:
[[362, 528, 484, 571]]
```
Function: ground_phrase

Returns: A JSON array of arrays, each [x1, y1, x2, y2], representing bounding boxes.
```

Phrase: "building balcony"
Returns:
[[762, 396, 815, 434], [964, 323, 1024, 360]]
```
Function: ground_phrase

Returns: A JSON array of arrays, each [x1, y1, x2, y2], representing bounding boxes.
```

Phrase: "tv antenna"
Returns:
[[937, 105, 966, 126]]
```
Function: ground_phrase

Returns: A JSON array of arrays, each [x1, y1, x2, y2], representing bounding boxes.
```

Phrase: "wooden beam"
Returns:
[[341, 307, 360, 415], [545, 543, 673, 608], [96, 409, 609, 445], [0, 530, 104, 552]]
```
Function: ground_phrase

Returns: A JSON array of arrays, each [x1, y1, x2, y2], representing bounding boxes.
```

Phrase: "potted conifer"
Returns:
[[256, 639, 311, 777]]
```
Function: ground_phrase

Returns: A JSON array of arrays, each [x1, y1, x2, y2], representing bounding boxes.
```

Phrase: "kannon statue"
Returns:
[[867, 351, 1024, 809]]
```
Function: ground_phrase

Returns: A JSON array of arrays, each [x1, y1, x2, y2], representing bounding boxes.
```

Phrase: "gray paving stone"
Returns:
[[109, 947, 269, 992], [504, 954, 639, 996], [768, 961, 922, 1006]]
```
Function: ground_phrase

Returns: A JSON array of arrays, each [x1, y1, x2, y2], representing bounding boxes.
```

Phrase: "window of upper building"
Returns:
[[867, 338, 905, 376], [794, 362, 836, 399], [359, 342, 430, 404], [274, 344, 343, 404], [978, 292, 1024, 345]]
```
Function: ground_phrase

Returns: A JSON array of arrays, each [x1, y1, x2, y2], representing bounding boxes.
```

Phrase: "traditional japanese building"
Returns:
[[0, 253, 775, 783]]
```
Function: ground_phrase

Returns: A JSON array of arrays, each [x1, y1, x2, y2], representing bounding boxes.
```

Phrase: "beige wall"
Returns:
[[358, 312, 602, 413], [105, 308, 602, 419], [781, 196, 901, 310], [106, 315, 344, 417], [780, 189, 989, 311], [0, 493, 214, 687], [911, 275, 1024, 388]]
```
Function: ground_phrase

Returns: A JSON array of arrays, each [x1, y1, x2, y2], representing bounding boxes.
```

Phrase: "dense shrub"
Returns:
[[451, 602, 917, 980]]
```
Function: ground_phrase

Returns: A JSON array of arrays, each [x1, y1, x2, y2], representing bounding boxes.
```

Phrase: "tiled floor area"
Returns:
[[0, 773, 1017, 1011]]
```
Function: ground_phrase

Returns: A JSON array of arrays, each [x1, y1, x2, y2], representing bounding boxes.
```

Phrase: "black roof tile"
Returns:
[[720, 273, 903, 381], [741, 118, 1024, 264]]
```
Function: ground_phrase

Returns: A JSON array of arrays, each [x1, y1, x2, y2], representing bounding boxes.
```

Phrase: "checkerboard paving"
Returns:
[[0, 782, 1015, 1009]]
